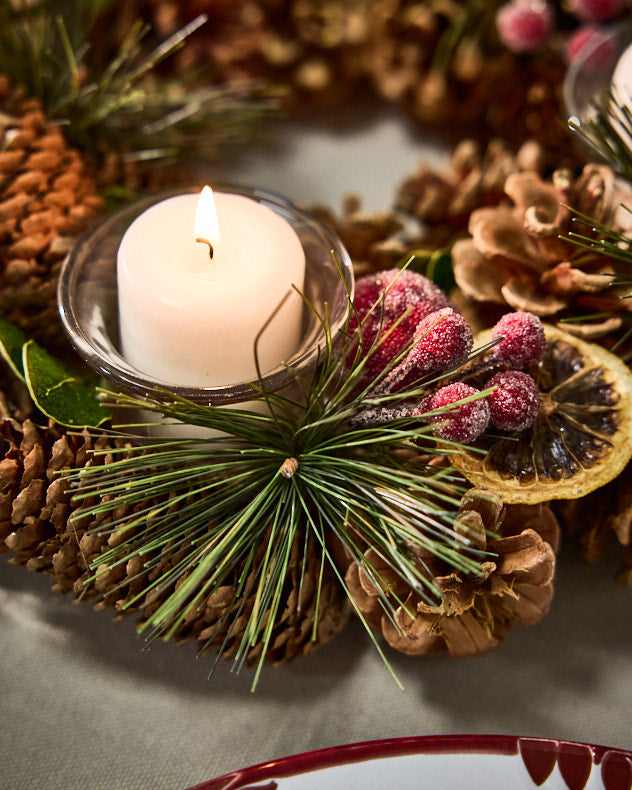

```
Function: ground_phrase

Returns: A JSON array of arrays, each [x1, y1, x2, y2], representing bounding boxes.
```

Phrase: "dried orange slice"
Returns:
[[451, 324, 632, 504]]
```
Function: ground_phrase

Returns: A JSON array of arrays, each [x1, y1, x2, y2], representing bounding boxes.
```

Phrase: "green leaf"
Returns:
[[398, 250, 456, 294], [23, 340, 111, 428], [0, 313, 27, 381], [426, 250, 456, 294]]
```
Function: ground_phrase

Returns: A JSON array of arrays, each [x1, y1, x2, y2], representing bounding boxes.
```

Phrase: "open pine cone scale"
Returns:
[[345, 489, 560, 658], [452, 164, 632, 331], [0, 77, 104, 353]]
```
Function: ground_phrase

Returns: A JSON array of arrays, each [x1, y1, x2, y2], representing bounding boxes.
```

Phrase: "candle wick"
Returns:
[[196, 237, 214, 260]]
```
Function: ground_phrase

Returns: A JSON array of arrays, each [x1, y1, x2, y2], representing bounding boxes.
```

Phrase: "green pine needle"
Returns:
[[558, 205, 632, 350], [563, 204, 632, 278], [0, 0, 276, 164], [568, 90, 632, 181], [67, 278, 494, 689]]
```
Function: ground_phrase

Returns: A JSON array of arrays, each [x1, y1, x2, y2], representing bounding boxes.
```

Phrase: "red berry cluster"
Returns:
[[350, 269, 546, 444], [350, 269, 452, 384]]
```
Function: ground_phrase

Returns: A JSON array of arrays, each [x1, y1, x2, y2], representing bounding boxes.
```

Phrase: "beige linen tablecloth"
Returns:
[[2, 100, 631, 790]]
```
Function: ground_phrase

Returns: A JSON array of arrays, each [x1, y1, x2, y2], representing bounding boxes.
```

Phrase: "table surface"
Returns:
[[2, 98, 631, 790]]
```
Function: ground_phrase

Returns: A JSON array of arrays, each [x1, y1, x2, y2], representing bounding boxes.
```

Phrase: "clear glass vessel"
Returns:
[[58, 185, 353, 405], [563, 19, 632, 166]]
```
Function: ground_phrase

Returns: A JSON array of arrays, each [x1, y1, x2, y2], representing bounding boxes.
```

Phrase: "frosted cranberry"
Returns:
[[422, 382, 490, 444], [486, 370, 541, 432], [381, 269, 450, 320], [351, 271, 393, 323], [496, 0, 554, 53], [566, 25, 599, 62], [492, 311, 546, 367], [567, 0, 627, 23], [412, 308, 473, 367], [350, 269, 451, 382], [380, 308, 473, 392], [352, 269, 449, 326]]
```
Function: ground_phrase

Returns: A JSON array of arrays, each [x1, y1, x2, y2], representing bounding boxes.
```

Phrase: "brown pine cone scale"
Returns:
[[0, 76, 104, 353]]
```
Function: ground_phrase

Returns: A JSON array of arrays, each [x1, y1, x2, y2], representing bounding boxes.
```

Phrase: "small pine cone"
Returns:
[[345, 488, 560, 657], [179, 529, 349, 666], [395, 137, 546, 250], [0, 419, 104, 587], [554, 462, 632, 585], [311, 195, 425, 277], [115, 0, 373, 109], [484, 55, 576, 165], [204, 0, 375, 110], [0, 76, 105, 353]]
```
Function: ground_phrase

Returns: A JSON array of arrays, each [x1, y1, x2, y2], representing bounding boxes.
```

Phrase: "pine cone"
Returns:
[[311, 195, 424, 277], [258, 0, 373, 107], [396, 137, 548, 250], [554, 463, 632, 586], [451, 164, 632, 335], [345, 488, 560, 657], [0, 418, 109, 587], [115, 0, 373, 108], [174, 530, 349, 666], [0, 77, 104, 353], [310, 139, 551, 278], [365, 2, 568, 154], [1, 416, 347, 664], [365, 0, 506, 123]]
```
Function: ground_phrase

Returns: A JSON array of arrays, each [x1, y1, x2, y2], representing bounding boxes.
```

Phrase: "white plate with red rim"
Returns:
[[187, 735, 632, 790]]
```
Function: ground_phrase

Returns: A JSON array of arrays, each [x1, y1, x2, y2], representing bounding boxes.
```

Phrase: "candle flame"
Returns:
[[194, 185, 220, 258]]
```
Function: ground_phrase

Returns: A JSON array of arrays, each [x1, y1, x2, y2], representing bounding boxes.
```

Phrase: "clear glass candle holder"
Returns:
[[57, 185, 353, 406], [563, 19, 632, 166]]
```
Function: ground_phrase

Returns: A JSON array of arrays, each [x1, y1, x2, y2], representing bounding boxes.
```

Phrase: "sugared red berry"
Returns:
[[350, 269, 451, 383], [421, 382, 490, 444], [352, 269, 449, 326], [380, 308, 473, 392], [486, 370, 541, 432], [412, 308, 473, 369], [381, 269, 450, 320], [492, 311, 546, 367], [567, 0, 626, 23], [496, 0, 554, 53]]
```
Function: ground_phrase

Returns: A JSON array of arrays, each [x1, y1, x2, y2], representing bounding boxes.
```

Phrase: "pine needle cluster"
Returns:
[[569, 91, 632, 182], [561, 206, 632, 351], [67, 278, 494, 688], [0, 0, 275, 165]]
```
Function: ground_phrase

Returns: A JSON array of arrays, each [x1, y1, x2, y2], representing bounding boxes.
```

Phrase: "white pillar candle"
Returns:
[[117, 187, 306, 387], [612, 42, 632, 102]]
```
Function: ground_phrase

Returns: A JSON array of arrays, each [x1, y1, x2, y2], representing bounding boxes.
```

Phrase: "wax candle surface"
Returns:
[[117, 190, 306, 386], [612, 42, 632, 100]]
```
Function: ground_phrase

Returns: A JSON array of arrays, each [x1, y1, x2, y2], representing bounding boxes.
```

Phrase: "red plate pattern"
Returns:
[[188, 735, 632, 790]]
